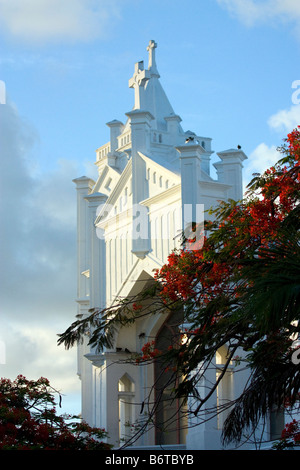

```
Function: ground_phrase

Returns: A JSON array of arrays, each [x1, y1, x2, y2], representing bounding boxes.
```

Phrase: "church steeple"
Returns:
[[128, 40, 177, 132]]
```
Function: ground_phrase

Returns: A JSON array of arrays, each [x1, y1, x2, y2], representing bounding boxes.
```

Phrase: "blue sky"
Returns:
[[0, 0, 300, 417]]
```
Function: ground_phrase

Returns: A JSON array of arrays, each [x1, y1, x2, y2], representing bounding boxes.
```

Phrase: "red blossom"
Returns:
[[155, 127, 300, 319], [136, 340, 162, 363], [0, 375, 112, 450]]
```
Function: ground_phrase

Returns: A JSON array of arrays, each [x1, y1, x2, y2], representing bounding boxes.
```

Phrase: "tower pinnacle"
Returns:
[[147, 40, 160, 77]]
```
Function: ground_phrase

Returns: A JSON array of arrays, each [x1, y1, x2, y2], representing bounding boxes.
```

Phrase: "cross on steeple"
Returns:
[[128, 60, 150, 109], [147, 40, 159, 77]]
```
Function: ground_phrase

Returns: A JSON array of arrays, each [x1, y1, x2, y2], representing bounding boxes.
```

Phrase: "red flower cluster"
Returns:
[[155, 127, 300, 322], [281, 419, 300, 444], [287, 125, 300, 161], [0, 375, 112, 450], [132, 302, 143, 311], [136, 340, 161, 363]]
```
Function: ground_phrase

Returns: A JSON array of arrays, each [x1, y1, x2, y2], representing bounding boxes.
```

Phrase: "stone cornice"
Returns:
[[84, 353, 105, 367], [72, 176, 96, 190], [125, 109, 154, 122]]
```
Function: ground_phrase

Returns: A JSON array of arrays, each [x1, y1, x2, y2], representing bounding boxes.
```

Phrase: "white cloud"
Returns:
[[268, 104, 300, 134], [0, 0, 122, 45], [244, 142, 280, 187], [217, 0, 300, 39], [1, 321, 80, 414], [244, 101, 300, 189], [0, 99, 80, 413], [216, 0, 271, 27]]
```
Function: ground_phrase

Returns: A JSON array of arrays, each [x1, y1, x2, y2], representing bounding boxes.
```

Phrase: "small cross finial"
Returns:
[[147, 40, 159, 77]]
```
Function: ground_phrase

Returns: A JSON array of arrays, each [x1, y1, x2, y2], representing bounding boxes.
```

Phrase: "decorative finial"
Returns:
[[147, 40, 159, 77]]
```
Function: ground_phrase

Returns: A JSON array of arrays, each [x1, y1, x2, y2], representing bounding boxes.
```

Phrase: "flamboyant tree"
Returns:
[[58, 127, 300, 447], [0, 375, 112, 450]]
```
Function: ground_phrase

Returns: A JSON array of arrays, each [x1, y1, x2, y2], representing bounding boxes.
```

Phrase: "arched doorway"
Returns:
[[117, 270, 187, 446], [154, 309, 187, 445]]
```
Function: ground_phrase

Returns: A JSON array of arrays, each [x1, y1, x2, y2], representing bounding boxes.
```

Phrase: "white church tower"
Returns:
[[73, 40, 248, 449]]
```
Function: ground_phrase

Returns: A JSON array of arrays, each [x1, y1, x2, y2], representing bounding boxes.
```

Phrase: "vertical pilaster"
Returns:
[[72, 176, 95, 426], [73, 176, 95, 303], [126, 109, 154, 258], [164, 114, 182, 143], [106, 120, 124, 153], [84, 192, 107, 311], [214, 149, 247, 201], [176, 143, 205, 237]]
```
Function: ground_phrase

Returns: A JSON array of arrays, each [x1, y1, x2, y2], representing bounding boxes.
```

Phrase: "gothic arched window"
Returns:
[[118, 374, 135, 443]]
